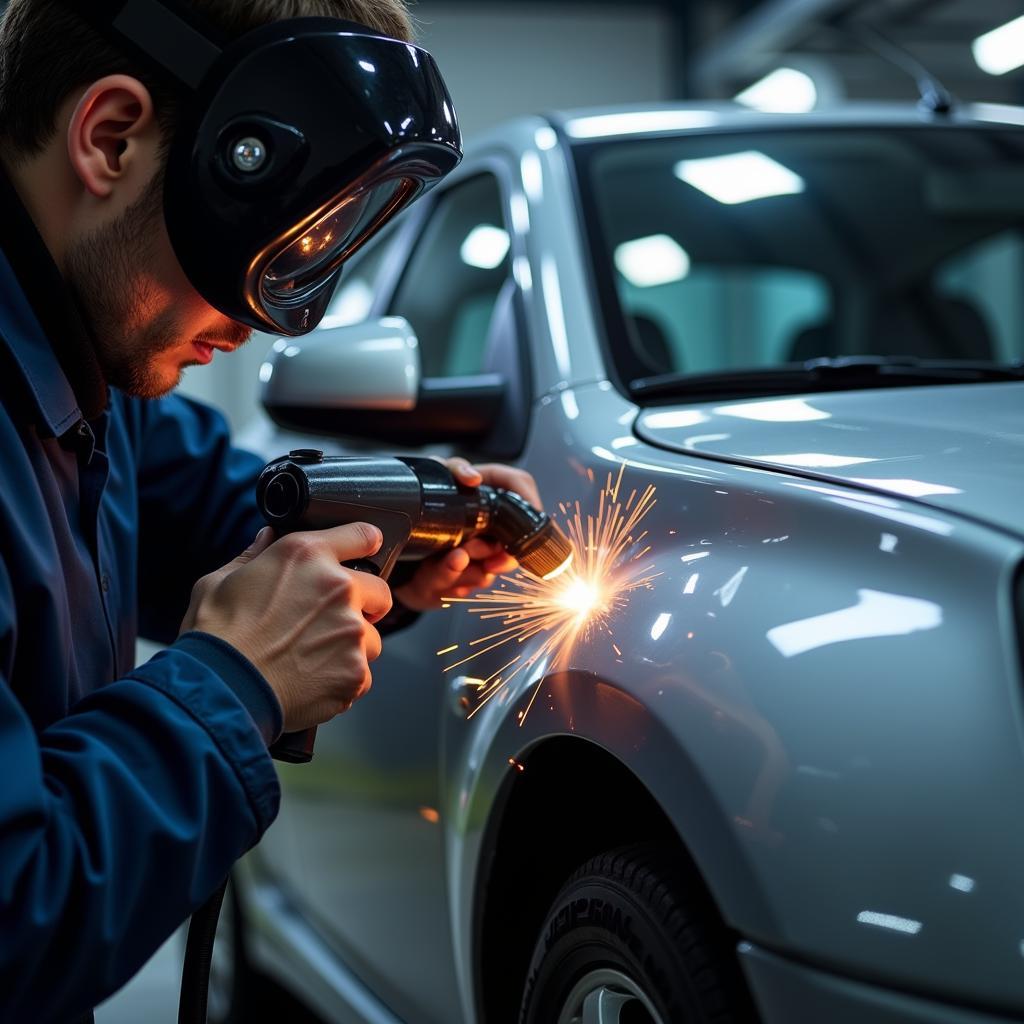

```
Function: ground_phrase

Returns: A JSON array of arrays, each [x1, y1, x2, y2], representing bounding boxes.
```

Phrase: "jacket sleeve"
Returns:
[[130, 392, 267, 644], [129, 391, 423, 638], [0, 555, 282, 1023]]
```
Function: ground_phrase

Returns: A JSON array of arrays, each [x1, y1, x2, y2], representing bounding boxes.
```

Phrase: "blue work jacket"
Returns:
[[0, 188, 284, 1018]]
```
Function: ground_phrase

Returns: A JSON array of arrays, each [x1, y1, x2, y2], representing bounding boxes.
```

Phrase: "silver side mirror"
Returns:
[[260, 317, 420, 411]]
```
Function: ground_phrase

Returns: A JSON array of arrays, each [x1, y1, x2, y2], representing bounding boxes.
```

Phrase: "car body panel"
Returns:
[[445, 382, 1024, 1015], [635, 383, 1024, 538], [242, 102, 1024, 1023]]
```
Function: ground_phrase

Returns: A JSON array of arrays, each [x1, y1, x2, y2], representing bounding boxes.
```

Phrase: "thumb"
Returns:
[[231, 526, 276, 567]]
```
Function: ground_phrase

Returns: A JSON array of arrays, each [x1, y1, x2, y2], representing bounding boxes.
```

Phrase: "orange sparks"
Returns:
[[419, 807, 440, 823], [440, 464, 661, 725]]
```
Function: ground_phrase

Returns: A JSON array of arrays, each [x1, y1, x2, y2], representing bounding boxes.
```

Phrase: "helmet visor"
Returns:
[[261, 175, 415, 305]]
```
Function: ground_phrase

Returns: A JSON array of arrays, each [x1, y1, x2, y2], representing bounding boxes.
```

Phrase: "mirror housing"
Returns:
[[261, 316, 511, 447]]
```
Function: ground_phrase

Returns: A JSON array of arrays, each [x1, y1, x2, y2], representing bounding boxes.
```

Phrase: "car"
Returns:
[[222, 101, 1024, 1024]]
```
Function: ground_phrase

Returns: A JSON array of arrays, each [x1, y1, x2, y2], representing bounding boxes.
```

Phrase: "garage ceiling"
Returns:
[[694, 0, 1024, 106]]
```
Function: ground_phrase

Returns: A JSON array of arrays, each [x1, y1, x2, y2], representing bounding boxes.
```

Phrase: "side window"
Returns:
[[389, 175, 510, 378], [321, 220, 405, 328]]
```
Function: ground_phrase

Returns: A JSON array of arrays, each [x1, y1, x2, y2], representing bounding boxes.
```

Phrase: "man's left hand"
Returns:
[[392, 458, 542, 612]]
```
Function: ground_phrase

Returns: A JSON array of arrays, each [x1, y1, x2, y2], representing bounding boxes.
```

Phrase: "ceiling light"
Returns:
[[565, 110, 717, 139], [460, 225, 510, 270], [973, 15, 1024, 76], [735, 68, 817, 112], [614, 234, 690, 288], [675, 151, 805, 205]]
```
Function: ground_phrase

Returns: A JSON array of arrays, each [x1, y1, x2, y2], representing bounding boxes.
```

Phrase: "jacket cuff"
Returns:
[[175, 631, 283, 746]]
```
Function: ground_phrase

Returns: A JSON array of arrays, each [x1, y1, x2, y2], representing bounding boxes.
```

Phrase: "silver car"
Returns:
[[224, 102, 1024, 1024]]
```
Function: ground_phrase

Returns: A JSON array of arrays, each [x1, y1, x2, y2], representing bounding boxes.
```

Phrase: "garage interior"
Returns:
[[0, 0, 1016, 1020]]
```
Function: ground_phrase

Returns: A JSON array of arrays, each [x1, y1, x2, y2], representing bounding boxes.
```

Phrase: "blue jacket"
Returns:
[[0, 188, 284, 1017]]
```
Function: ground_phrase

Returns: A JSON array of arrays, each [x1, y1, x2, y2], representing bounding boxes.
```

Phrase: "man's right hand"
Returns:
[[179, 524, 393, 731]]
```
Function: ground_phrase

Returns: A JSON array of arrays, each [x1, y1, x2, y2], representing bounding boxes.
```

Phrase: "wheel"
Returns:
[[519, 844, 755, 1024]]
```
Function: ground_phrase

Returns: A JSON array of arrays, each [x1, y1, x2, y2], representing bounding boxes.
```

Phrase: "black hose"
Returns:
[[178, 877, 228, 1024]]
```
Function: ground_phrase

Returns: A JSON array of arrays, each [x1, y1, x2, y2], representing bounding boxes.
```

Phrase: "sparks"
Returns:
[[441, 464, 660, 724]]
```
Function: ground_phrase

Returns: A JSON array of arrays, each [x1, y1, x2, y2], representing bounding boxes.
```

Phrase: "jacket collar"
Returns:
[[0, 161, 108, 435]]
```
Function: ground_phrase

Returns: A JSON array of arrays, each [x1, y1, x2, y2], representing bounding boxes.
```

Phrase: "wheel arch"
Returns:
[[470, 732, 754, 1024]]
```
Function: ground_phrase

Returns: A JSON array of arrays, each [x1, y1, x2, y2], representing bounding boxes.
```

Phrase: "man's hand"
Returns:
[[393, 458, 543, 611], [179, 523, 393, 731]]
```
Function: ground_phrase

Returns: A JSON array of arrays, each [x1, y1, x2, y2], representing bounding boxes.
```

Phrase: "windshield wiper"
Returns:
[[631, 357, 1024, 402]]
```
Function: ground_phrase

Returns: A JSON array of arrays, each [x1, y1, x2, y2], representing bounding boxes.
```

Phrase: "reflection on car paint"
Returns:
[[766, 589, 943, 658]]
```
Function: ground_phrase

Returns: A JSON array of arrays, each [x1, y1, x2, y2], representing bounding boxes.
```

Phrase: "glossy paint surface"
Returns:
[[636, 383, 1024, 537], [248, 104, 1024, 1023]]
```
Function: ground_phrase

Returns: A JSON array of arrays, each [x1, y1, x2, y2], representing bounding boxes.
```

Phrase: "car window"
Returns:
[[389, 174, 511, 378], [577, 128, 1024, 386], [321, 220, 405, 328], [937, 229, 1024, 363], [619, 265, 829, 374]]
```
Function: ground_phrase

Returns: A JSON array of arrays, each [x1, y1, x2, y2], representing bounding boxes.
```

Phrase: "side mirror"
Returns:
[[261, 316, 507, 446]]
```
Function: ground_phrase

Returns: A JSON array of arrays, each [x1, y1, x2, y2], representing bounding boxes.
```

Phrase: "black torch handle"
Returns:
[[268, 557, 385, 764]]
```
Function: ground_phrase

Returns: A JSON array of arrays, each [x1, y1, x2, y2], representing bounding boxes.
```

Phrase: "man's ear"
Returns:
[[66, 75, 158, 199]]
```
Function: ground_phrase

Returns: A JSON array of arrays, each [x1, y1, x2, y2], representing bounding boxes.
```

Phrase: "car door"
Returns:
[[278, 168, 519, 1024]]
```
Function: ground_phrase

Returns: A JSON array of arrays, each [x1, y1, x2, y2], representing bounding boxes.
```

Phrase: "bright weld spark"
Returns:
[[440, 465, 661, 725]]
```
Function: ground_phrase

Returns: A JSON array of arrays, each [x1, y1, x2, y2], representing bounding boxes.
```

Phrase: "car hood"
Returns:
[[634, 381, 1024, 538]]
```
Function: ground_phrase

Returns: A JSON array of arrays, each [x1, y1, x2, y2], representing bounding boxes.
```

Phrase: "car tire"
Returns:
[[519, 844, 755, 1024]]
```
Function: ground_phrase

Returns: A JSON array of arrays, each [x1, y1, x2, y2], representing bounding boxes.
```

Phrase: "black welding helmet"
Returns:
[[83, 1, 462, 335]]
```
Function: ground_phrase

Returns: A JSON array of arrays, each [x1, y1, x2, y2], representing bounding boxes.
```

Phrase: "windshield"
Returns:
[[575, 127, 1024, 398]]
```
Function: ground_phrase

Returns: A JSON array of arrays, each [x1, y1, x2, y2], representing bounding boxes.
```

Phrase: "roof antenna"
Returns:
[[848, 22, 955, 115]]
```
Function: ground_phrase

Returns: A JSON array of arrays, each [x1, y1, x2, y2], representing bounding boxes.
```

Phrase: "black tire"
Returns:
[[519, 844, 755, 1024]]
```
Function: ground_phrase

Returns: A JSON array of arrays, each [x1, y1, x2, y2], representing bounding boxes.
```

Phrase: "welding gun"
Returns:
[[255, 450, 573, 762]]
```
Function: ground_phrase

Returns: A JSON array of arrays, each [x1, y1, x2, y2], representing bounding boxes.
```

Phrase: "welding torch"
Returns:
[[255, 450, 574, 762]]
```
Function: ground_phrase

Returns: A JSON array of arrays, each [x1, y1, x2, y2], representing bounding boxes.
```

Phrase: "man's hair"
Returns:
[[0, 0, 414, 159]]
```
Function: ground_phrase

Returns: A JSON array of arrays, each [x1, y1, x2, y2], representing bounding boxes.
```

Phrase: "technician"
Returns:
[[0, 1, 539, 1021]]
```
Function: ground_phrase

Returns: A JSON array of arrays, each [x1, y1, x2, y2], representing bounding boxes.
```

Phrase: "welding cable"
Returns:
[[178, 877, 228, 1024]]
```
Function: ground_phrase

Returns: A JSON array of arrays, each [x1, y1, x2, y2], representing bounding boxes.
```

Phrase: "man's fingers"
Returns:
[[474, 464, 543, 509], [445, 457, 483, 487], [351, 572, 393, 623], [483, 553, 518, 575], [313, 521, 383, 562], [462, 537, 503, 560]]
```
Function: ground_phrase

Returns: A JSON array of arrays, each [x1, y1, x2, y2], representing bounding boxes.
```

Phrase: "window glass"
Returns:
[[389, 175, 511, 378], [321, 220, 404, 328], [936, 229, 1024, 362], [578, 128, 1024, 388], [620, 266, 828, 374]]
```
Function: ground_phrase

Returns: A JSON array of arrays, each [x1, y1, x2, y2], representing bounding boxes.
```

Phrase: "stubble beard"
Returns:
[[65, 173, 195, 399]]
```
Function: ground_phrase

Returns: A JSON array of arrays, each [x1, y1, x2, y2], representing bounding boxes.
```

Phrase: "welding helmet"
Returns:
[[82, 0, 462, 335]]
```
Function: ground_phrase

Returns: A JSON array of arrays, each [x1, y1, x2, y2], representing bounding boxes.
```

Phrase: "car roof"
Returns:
[[464, 101, 1024, 152]]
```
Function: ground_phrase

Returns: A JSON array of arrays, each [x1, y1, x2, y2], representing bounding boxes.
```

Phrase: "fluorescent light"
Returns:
[[614, 234, 690, 288], [565, 110, 717, 139], [681, 551, 710, 563], [650, 613, 672, 640], [716, 398, 830, 422], [683, 573, 700, 595], [856, 911, 922, 936], [643, 409, 708, 429], [460, 225, 510, 270], [973, 15, 1024, 76], [949, 874, 975, 893], [675, 151, 805, 205], [849, 478, 962, 498], [767, 589, 942, 658], [756, 453, 875, 468], [736, 68, 817, 113]]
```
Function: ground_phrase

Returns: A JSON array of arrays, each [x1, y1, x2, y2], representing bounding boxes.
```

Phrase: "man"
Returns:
[[0, 1, 539, 1020]]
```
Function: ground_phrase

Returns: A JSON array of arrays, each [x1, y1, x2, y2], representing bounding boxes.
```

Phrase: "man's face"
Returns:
[[64, 172, 252, 399]]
